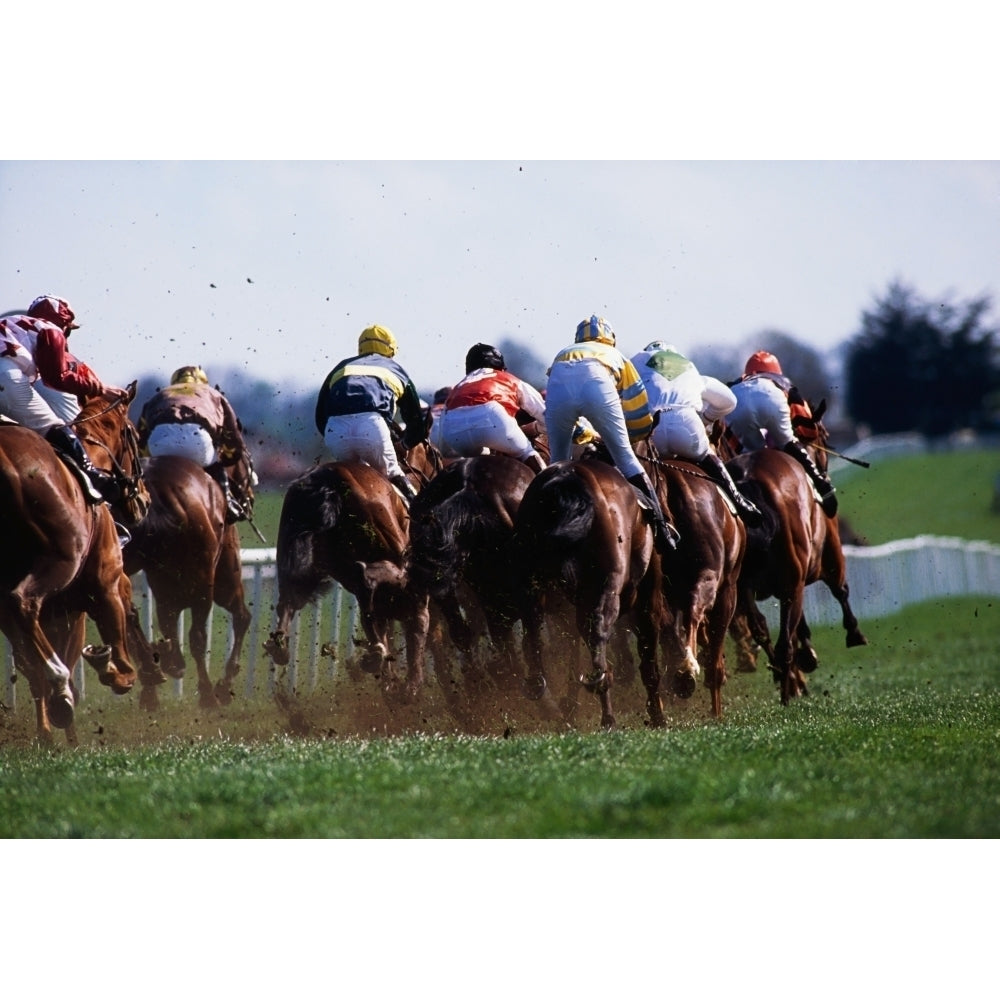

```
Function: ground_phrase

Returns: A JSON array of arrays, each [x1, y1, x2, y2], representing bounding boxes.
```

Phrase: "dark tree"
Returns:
[[845, 281, 1000, 436]]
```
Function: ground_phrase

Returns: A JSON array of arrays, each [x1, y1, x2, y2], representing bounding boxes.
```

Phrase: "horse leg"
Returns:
[[728, 614, 760, 673], [635, 614, 665, 728], [214, 531, 251, 704], [188, 598, 218, 709], [702, 583, 738, 719], [821, 540, 868, 648], [794, 614, 819, 675], [216, 597, 251, 706], [775, 590, 808, 704], [402, 595, 430, 703], [579, 594, 618, 730], [2, 598, 74, 734]]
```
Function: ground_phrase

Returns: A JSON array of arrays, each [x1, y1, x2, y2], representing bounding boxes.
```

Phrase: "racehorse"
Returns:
[[724, 401, 868, 703], [0, 384, 151, 742], [512, 456, 664, 730], [124, 448, 257, 711], [264, 452, 433, 703], [407, 454, 536, 713], [639, 444, 746, 718]]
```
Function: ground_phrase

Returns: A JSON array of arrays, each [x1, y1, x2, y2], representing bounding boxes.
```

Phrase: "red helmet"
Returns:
[[27, 295, 79, 330], [744, 350, 782, 377]]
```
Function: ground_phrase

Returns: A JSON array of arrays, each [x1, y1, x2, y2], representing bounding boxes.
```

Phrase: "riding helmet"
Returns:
[[744, 351, 783, 377], [358, 324, 398, 358], [27, 295, 79, 331], [171, 365, 210, 385], [465, 343, 506, 373], [575, 315, 616, 346]]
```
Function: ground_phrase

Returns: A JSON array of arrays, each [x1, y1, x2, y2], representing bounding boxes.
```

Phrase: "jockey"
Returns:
[[314, 324, 424, 504], [727, 350, 838, 516], [137, 365, 250, 523], [632, 341, 763, 526], [0, 294, 127, 504], [431, 343, 548, 473], [544, 315, 678, 553]]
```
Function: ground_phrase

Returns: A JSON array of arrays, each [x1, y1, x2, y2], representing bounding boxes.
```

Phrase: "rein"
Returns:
[[72, 394, 147, 507]]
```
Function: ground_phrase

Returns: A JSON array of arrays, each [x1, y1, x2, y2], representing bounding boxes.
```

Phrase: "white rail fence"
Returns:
[[3, 535, 1000, 711]]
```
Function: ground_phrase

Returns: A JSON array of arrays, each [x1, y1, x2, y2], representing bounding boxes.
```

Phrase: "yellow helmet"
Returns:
[[358, 324, 398, 358], [171, 365, 209, 386]]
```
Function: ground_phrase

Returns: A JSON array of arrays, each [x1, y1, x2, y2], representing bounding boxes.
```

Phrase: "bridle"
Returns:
[[72, 393, 148, 516]]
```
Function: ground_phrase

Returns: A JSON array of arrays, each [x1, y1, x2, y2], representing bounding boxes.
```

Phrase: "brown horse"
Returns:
[[264, 457, 432, 702], [407, 454, 537, 714], [640, 445, 747, 718], [0, 384, 151, 742], [124, 449, 256, 711], [725, 404, 868, 704], [513, 456, 664, 730]]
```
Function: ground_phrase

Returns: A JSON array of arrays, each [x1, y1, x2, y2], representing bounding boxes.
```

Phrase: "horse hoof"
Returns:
[[264, 634, 290, 666], [214, 681, 235, 706], [522, 674, 547, 701], [82, 643, 112, 668], [198, 686, 220, 709], [670, 671, 697, 699], [139, 687, 160, 712], [48, 694, 75, 730]]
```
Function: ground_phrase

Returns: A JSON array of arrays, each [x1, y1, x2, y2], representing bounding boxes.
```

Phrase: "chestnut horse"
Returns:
[[725, 404, 868, 704], [124, 449, 257, 711], [0, 384, 150, 742], [408, 454, 536, 713], [640, 445, 746, 718], [264, 445, 439, 703], [512, 456, 664, 730]]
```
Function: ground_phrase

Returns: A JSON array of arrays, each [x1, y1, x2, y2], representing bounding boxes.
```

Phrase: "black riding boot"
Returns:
[[626, 473, 680, 553], [697, 453, 764, 527], [45, 424, 120, 505], [390, 473, 419, 507], [783, 440, 837, 516], [207, 463, 245, 524]]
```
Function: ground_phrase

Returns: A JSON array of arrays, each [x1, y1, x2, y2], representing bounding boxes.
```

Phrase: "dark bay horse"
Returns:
[[124, 450, 256, 710], [512, 456, 664, 730], [640, 446, 746, 718], [0, 385, 150, 741], [264, 459, 431, 702], [408, 454, 536, 711], [725, 403, 868, 704]]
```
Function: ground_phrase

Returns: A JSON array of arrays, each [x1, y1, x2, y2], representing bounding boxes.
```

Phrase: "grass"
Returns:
[[833, 446, 1000, 545], [2, 596, 997, 838]]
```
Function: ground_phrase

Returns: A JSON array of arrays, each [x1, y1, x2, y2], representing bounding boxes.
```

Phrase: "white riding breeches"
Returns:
[[651, 405, 711, 461], [434, 401, 536, 461], [0, 358, 66, 433], [728, 377, 795, 451], [545, 359, 645, 479], [323, 412, 403, 478], [147, 422, 218, 466]]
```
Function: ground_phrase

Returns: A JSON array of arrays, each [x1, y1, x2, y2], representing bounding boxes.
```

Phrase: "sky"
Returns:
[[3, 159, 999, 399]]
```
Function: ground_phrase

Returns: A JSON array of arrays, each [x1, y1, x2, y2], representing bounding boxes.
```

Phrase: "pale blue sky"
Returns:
[[3, 160, 998, 396]]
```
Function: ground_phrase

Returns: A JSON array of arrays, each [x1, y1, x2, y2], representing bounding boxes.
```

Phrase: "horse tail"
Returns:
[[518, 467, 595, 557], [275, 469, 345, 600], [409, 489, 485, 600]]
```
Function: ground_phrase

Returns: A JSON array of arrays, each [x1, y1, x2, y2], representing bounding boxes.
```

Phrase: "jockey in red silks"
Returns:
[[0, 294, 127, 504], [431, 342, 548, 474]]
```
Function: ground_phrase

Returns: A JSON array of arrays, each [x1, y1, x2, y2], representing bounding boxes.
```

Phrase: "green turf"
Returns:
[[2, 597, 997, 838]]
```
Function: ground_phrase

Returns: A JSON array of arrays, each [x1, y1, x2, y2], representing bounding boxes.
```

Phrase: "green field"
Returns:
[[1, 448, 998, 839]]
